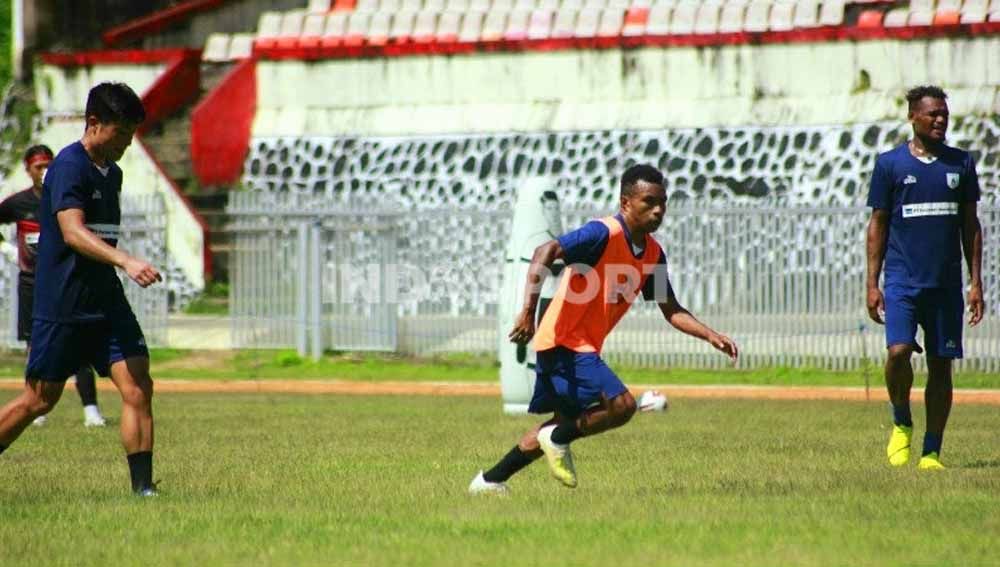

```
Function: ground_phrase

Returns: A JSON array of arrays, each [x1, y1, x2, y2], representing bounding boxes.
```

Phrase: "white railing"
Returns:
[[227, 192, 1000, 372]]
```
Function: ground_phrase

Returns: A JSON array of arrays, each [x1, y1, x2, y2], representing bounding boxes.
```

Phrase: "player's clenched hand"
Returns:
[[866, 286, 885, 325], [508, 309, 535, 345], [124, 257, 162, 288], [708, 332, 739, 363], [968, 283, 984, 327]]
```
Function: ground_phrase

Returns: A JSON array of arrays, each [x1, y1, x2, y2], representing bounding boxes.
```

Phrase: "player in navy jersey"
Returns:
[[0, 145, 107, 428], [865, 85, 984, 471], [0, 83, 162, 495]]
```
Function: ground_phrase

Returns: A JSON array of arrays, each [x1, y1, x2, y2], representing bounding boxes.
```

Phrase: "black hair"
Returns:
[[85, 82, 146, 125], [906, 85, 947, 112], [620, 164, 664, 198], [23, 144, 54, 163]]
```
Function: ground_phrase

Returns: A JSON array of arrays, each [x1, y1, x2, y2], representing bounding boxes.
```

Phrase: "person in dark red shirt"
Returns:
[[0, 145, 106, 427]]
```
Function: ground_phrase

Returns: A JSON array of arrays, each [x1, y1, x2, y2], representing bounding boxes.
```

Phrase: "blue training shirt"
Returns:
[[867, 142, 980, 288], [557, 213, 673, 302], [34, 141, 126, 322]]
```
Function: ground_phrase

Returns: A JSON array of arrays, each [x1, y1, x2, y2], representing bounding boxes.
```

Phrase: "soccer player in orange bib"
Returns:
[[470, 164, 739, 493]]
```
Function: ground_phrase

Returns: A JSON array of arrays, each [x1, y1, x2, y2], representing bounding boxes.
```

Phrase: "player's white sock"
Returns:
[[83, 405, 106, 426]]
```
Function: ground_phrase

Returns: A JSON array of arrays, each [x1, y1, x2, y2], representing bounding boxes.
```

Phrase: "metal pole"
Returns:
[[309, 222, 323, 361], [296, 222, 309, 357]]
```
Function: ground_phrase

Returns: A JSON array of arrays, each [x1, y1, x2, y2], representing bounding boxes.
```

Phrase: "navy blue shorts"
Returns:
[[884, 284, 964, 359], [25, 307, 148, 381], [528, 347, 628, 419]]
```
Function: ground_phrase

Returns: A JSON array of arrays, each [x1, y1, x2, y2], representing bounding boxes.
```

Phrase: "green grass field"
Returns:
[[1, 392, 998, 566], [3, 348, 999, 388]]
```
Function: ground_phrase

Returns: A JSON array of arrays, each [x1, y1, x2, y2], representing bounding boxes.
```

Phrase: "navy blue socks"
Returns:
[[483, 446, 537, 483], [891, 403, 913, 427], [922, 432, 943, 456]]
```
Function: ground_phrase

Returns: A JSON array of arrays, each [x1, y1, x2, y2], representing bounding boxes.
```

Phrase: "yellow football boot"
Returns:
[[918, 452, 946, 471], [537, 425, 578, 488], [887, 424, 913, 467]]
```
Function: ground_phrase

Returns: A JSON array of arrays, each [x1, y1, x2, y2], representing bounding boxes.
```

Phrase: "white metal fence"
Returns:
[[0, 193, 170, 349], [228, 192, 1000, 372]]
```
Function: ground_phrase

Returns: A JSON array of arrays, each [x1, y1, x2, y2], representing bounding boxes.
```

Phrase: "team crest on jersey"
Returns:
[[903, 175, 917, 185], [946, 173, 960, 189], [93, 189, 103, 199]]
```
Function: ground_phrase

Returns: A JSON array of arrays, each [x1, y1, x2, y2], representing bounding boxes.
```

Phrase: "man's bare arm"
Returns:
[[961, 202, 984, 326], [56, 208, 161, 287], [657, 292, 738, 362], [508, 240, 563, 344], [865, 209, 889, 324]]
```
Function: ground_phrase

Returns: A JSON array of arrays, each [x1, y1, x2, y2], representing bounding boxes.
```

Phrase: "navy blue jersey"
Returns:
[[557, 213, 673, 302], [34, 141, 126, 322], [867, 143, 980, 288]]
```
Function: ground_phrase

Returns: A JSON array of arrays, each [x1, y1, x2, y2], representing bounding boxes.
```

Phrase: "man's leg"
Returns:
[[919, 356, 952, 469], [471, 417, 555, 493], [0, 379, 66, 454], [885, 344, 915, 466], [109, 356, 155, 493], [75, 366, 106, 427]]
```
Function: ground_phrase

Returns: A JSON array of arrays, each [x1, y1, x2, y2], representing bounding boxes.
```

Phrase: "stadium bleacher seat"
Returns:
[[818, 0, 845, 25], [458, 11, 485, 41], [229, 33, 255, 58], [413, 11, 439, 42], [792, 0, 821, 27], [621, 6, 650, 36], [769, 1, 795, 31], [670, 2, 697, 33], [299, 13, 327, 47], [367, 11, 391, 45], [344, 11, 371, 46], [537, 0, 560, 8], [933, 9, 961, 23], [308, 0, 332, 12], [401, 0, 424, 11], [694, 3, 722, 34], [332, 0, 356, 10], [596, 8, 624, 36], [504, 9, 530, 40], [551, 7, 578, 37], [645, 3, 672, 35], [255, 12, 283, 49], [389, 11, 416, 43], [574, 7, 600, 36], [882, 7, 909, 26], [436, 11, 462, 41], [203, 33, 231, 62], [481, 9, 508, 40], [355, 0, 378, 12], [425, 0, 447, 11], [990, 7, 1000, 21], [744, 0, 771, 32], [446, 0, 470, 11], [718, 1, 746, 32], [527, 9, 554, 39], [909, 8, 934, 25], [960, 0, 988, 22], [492, 0, 514, 10], [856, 8, 883, 27], [909, 0, 935, 12], [380, 0, 401, 10], [321, 12, 349, 46], [514, 0, 536, 10], [277, 11, 306, 48]]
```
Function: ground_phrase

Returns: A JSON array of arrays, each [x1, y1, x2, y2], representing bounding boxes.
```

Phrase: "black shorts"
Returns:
[[17, 277, 34, 342], [25, 304, 148, 381]]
